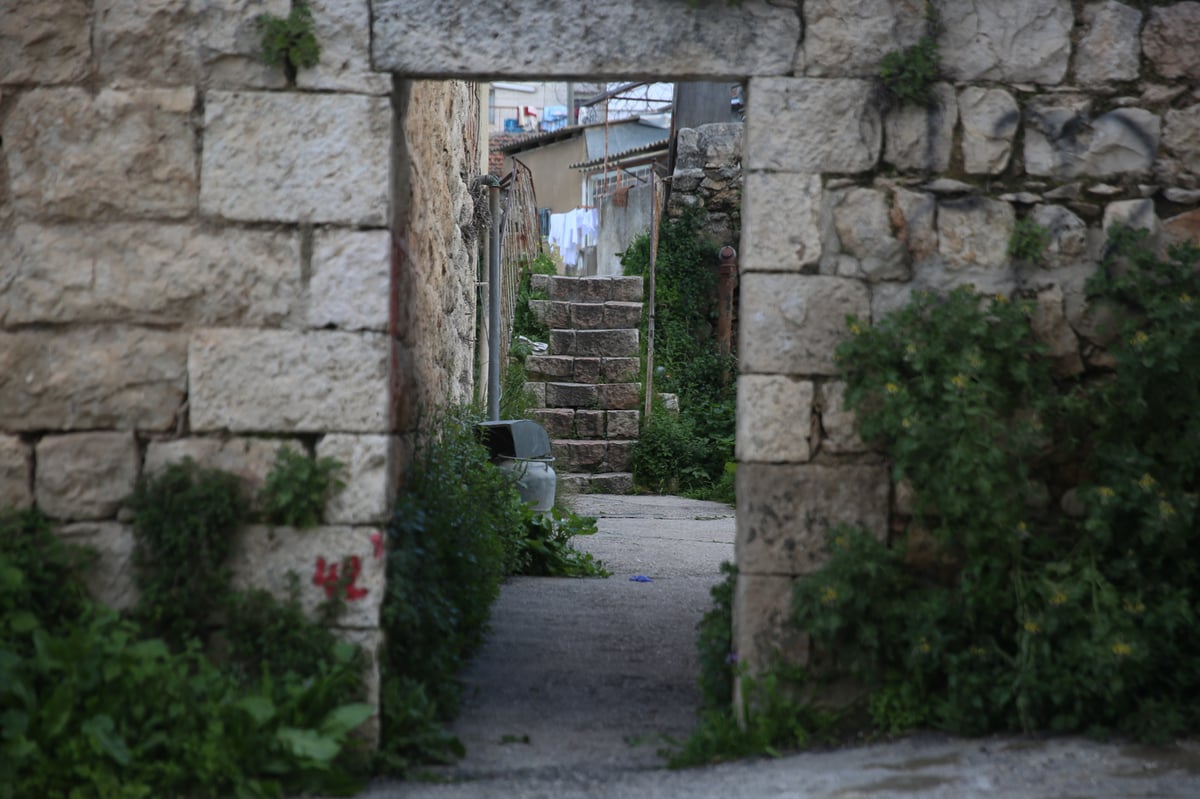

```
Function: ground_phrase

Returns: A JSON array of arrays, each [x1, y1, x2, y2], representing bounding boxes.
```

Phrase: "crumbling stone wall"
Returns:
[[370, 0, 1200, 685], [0, 0, 481, 717], [668, 122, 744, 247]]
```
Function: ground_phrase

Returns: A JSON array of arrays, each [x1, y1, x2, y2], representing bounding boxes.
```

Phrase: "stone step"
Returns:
[[530, 274, 643, 304], [559, 472, 634, 495], [525, 355, 640, 384], [531, 408, 640, 440], [552, 439, 636, 473], [528, 300, 643, 331], [541, 381, 640, 410], [549, 328, 639, 358]]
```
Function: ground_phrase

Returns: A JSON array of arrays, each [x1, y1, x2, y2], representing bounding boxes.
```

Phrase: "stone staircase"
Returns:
[[524, 274, 644, 494]]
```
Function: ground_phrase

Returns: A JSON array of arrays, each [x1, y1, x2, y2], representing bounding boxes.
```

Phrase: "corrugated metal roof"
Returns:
[[569, 138, 669, 171]]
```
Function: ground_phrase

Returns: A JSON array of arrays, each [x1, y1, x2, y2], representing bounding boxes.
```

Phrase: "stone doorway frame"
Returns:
[[374, 0, 848, 678]]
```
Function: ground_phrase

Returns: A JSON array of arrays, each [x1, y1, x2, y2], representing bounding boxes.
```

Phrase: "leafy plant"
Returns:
[[127, 458, 247, 648], [1009, 217, 1051, 263], [512, 252, 557, 342], [631, 409, 710, 495], [878, 4, 942, 108], [260, 446, 345, 528], [696, 561, 737, 710], [510, 506, 609, 577], [258, 1, 321, 83]]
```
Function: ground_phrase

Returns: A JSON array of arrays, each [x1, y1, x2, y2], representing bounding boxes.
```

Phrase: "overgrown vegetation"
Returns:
[[623, 209, 736, 502], [879, 4, 941, 107], [377, 408, 606, 774], [257, 1, 321, 84], [1009, 217, 1052, 263], [260, 446, 346, 528], [679, 230, 1200, 763], [1, 445, 372, 798]]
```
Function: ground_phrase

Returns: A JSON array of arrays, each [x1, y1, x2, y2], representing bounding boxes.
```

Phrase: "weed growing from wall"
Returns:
[[623, 209, 736, 501], [260, 445, 346, 528], [258, 1, 321, 84], [878, 3, 942, 107], [1008, 217, 1051, 263]]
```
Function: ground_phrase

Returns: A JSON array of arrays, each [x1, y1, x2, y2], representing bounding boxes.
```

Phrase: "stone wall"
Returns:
[[668, 122, 745, 247], [732, 0, 1200, 678], [1, 0, 482, 722]]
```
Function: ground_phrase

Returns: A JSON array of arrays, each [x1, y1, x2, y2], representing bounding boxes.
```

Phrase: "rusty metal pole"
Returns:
[[716, 245, 737, 378], [643, 176, 662, 420]]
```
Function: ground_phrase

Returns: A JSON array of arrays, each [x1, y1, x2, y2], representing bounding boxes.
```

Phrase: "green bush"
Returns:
[[511, 252, 557, 342], [127, 458, 248, 648], [511, 506, 609, 578], [622, 209, 736, 499], [0, 509, 370, 799], [785, 231, 1200, 742], [259, 446, 345, 528], [1009, 217, 1051, 263]]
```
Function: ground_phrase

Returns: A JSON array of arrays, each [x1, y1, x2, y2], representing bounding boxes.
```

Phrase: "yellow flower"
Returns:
[[820, 586, 838, 606], [1138, 473, 1157, 491], [1016, 521, 1029, 537], [1124, 598, 1146, 615], [1181, 294, 1193, 305], [1049, 591, 1068, 606], [950, 374, 968, 389], [1111, 642, 1132, 657], [849, 322, 864, 336], [1024, 620, 1041, 634], [905, 342, 918, 356], [1159, 500, 1176, 519], [994, 293, 1010, 304], [834, 535, 848, 549], [1097, 486, 1115, 502], [917, 638, 931, 654], [885, 382, 900, 394], [1130, 330, 1149, 347], [969, 646, 988, 657], [901, 417, 913, 429]]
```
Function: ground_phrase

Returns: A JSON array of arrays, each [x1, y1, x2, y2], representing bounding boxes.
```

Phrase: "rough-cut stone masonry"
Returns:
[[3, 0, 1200, 713], [1, 1, 482, 728]]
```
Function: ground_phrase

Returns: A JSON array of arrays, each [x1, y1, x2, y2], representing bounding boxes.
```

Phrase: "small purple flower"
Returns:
[[725, 652, 739, 664]]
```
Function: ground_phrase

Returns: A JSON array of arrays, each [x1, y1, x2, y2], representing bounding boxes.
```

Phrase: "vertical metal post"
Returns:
[[488, 183, 502, 421], [643, 176, 661, 420], [716, 245, 737, 385]]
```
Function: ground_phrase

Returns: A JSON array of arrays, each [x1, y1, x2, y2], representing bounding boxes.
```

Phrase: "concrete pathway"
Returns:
[[357, 494, 1200, 799]]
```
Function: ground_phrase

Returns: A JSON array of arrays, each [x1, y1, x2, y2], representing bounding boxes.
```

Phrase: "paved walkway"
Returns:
[[357, 495, 1200, 799]]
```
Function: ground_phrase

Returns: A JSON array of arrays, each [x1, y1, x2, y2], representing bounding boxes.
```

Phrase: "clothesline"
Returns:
[[547, 207, 598, 267]]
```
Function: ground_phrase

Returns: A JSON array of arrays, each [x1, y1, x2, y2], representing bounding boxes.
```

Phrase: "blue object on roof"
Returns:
[[504, 118, 521, 133]]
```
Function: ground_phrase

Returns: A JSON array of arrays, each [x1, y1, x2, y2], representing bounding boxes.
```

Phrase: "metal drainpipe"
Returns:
[[487, 179, 502, 421]]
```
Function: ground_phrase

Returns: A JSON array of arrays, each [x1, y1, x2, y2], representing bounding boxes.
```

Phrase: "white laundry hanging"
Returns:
[[547, 207, 598, 267]]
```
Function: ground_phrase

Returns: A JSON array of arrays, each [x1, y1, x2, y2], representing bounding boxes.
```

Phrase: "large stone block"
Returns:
[[1142, 2, 1200, 82], [58, 523, 139, 610], [3, 88, 197, 219], [1030, 204, 1089, 268], [559, 329, 639, 357], [736, 462, 889, 576], [830, 188, 909, 281], [0, 222, 301, 327], [36, 433, 139, 521], [189, 329, 390, 433], [570, 304, 606, 330], [1163, 104, 1200, 178], [194, 0, 290, 90], [746, 78, 882, 174], [596, 383, 641, 411], [0, 0, 90, 85], [371, 0, 798, 78], [891, 188, 938, 261], [937, 197, 1015, 269], [0, 436, 32, 510], [958, 87, 1020, 175], [0, 328, 187, 432], [525, 356, 575, 380], [231, 525, 384, 629], [601, 357, 640, 383], [94, 0, 198, 86], [1024, 99, 1160, 179], [295, 0, 391, 94], [1031, 285, 1084, 377], [817, 381, 869, 454], [308, 229, 390, 332], [545, 382, 599, 409], [144, 436, 305, 498], [741, 172, 824, 272], [530, 409, 574, 439], [606, 410, 640, 440], [573, 410, 605, 439], [603, 302, 643, 330], [797, 0, 928, 77], [316, 434, 397, 525], [883, 83, 957, 173], [935, 0, 1073, 84], [201, 91, 390, 225], [1072, 1, 1142, 86], [736, 375, 814, 463], [740, 274, 870, 376], [733, 572, 809, 675]]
